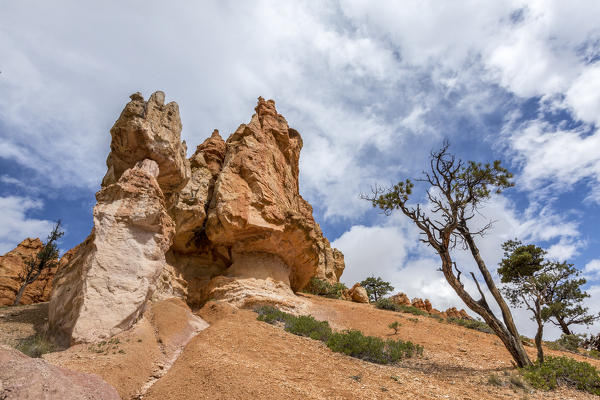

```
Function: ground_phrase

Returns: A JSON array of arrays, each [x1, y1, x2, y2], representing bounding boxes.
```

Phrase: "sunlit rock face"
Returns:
[[49, 92, 344, 344], [49, 159, 175, 345]]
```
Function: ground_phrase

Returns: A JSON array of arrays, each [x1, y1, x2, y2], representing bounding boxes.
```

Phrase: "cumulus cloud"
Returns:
[[0, 196, 54, 254]]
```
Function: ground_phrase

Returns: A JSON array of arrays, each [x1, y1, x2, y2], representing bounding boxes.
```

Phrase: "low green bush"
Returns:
[[374, 297, 398, 311], [326, 329, 422, 364], [256, 305, 291, 324], [285, 315, 332, 341], [374, 298, 429, 316], [397, 304, 429, 316], [302, 277, 347, 299], [521, 355, 600, 395], [547, 334, 583, 353], [447, 317, 494, 334], [255, 306, 423, 365], [15, 334, 55, 358]]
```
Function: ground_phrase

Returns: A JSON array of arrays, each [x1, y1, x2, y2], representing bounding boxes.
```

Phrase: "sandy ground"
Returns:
[[2, 296, 600, 399], [144, 295, 600, 400]]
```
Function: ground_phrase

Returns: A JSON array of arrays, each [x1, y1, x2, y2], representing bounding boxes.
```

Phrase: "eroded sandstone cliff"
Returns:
[[49, 92, 345, 345]]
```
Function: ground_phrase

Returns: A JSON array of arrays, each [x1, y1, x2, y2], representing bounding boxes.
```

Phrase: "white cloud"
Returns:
[[566, 64, 600, 126], [0, 196, 54, 254], [507, 120, 600, 197], [2, 0, 598, 218], [584, 259, 600, 280]]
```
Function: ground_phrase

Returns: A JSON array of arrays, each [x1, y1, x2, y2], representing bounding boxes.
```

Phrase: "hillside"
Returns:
[[2, 295, 598, 399]]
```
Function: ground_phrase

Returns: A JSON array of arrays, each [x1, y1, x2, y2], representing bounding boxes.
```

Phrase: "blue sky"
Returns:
[[1, 1, 599, 339]]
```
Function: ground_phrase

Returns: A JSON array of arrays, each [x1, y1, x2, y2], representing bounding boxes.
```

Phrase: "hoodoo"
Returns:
[[49, 92, 345, 345]]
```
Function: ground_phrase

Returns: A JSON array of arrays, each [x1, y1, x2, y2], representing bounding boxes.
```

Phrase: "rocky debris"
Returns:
[[389, 292, 411, 306], [101, 91, 190, 205], [49, 92, 344, 345], [347, 283, 369, 303], [49, 159, 175, 346], [0, 345, 120, 400], [445, 307, 473, 320]]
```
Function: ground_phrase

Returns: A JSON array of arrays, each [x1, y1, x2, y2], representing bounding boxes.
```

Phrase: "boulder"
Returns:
[[102, 91, 190, 205], [348, 283, 369, 303], [0, 345, 120, 400], [49, 159, 175, 345], [389, 292, 411, 306]]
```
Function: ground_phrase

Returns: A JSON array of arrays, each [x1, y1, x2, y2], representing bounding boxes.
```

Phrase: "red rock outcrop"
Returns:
[[49, 92, 344, 344], [445, 307, 473, 320], [0, 345, 120, 400], [424, 299, 433, 312], [0, 239, 46, 306], [411, 298, 427, 311], [389, 292, 411, 306], [205, 98, 328, 292]]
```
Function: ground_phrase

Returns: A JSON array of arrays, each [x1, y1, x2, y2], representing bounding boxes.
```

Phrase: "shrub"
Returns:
[[388, 321, 401, 335], [15, 334, 55, 358], [326, 329, 422, 364], [588, 349, 600, 359], [255, 306, 423, 365], [302, 277, 347, 299], [375, 297, 399, 311], [397, 304, 429, 316], [547, 334, 583, 353], [374, 298, 429, 316], [285, 315, 332, 341], [447, 317, 494, 334], [521, 356, 600, 395], [256, 305, 291, 324]]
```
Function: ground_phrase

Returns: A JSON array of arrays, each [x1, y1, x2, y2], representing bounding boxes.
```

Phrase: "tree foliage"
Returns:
[[499, 238, 599, 360], [362, 141, 533, 367], [13, 221, 63, 306], [359, 276, 394, 302]]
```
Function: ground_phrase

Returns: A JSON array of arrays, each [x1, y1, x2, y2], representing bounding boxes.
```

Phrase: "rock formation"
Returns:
[[0, 345, 120, 400], [411, 297, 427, 311], [445, 307, 473, 320], [50, 159, 175, 345], [0, 239, 67, 306], [389, 292, 411, 306], [49, 92, 344, 344], [348, 283, 369, 303]]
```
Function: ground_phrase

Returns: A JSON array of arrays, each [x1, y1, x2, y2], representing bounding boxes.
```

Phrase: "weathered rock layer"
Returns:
[[49, 92, 344, 344]]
